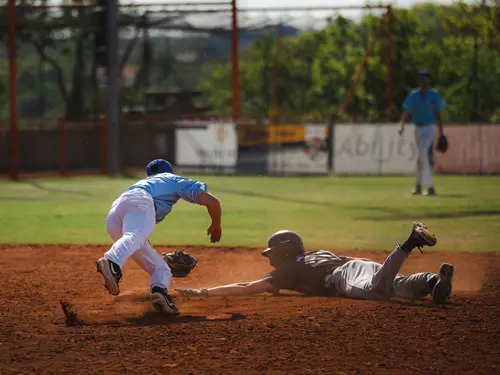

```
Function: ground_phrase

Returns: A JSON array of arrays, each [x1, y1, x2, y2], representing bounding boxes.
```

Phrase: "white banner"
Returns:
[[333, 123, 417, 174], [176, 123, 237, 167], [267, 124, 329, 174]]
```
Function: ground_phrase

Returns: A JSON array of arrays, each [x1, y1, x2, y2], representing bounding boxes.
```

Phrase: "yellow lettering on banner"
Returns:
[[237, 125, 268, 147], [238, 125, 306, 146], [268, 125, 305, 144]]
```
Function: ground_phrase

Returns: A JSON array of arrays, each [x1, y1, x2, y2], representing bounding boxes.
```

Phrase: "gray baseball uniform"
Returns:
[[325, 246, 435, 300], [264, 248, 436, 300]]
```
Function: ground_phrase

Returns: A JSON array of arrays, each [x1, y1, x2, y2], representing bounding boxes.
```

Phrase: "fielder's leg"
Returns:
[[419, 125, 437, 195], [97, 205, 124, 296], [97, 189, 156, 296], [413, 126, 424, 194], [132, 242, 179, 315]]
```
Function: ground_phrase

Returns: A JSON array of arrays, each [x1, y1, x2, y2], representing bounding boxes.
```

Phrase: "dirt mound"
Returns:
[[0, 244, 499, 374]]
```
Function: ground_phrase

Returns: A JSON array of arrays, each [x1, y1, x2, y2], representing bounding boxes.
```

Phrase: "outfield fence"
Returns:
[[1, 121, 499, 176]]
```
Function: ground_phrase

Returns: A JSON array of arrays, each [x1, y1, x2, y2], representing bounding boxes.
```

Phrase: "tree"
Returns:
[[199, 2, 500, 123]]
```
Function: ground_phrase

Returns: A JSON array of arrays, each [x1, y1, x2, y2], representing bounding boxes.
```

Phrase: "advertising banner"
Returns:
[[267, 124, 329, 174], [176, 123, 237, 169], [434, 124, 500, 174], [333, 123, 417, 174]]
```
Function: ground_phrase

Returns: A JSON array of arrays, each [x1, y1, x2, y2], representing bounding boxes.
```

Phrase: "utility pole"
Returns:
[[8, 0, 19, 180], [106, 0, 120, 176]]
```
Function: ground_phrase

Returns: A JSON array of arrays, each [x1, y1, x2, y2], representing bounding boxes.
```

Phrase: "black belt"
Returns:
[[415, 122, 433, 126]]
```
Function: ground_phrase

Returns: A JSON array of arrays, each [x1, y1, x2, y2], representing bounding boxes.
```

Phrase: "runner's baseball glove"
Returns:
[[160, 250, 198, 278], [435, 134, 449, 153]]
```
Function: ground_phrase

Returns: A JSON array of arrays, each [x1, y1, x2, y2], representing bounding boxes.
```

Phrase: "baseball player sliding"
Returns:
[[96, 159, 222, 315], [175, 222, 454, 305]]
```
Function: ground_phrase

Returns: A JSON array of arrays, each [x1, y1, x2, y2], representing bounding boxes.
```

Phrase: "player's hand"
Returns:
[[175, 288, 208, 297], [207, 222, 222, 243]]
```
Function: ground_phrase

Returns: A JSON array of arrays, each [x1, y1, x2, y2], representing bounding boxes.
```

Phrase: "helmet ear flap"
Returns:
[[269, 252, 285, 268], [268, 240, 300, 268]]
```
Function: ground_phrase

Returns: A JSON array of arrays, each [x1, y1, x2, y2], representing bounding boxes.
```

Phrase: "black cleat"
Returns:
[[412, 185, 422, 195], [151, 286, 180, 316], [409, 221, 437, 253], [424, 187, 436, 196], [432, 263, 454, 304], [96, 258, 122, 296]]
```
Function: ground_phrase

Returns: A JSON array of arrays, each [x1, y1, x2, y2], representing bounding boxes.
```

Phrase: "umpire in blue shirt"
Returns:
[[398, 70, 445, 196]]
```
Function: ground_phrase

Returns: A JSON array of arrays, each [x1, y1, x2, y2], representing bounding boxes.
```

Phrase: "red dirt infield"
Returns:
[[0, 244, 499, 374]]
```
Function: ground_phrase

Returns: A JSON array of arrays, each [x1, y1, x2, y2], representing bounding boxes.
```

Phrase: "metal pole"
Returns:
[[270, 22, 282, 124], [107, 0, 120, 176], [143, 13, 150, 91], [340, 11, 388, 116], [8, 0, 19, 180], [231, 0, 240, 121], [387, 5, 394, 122]]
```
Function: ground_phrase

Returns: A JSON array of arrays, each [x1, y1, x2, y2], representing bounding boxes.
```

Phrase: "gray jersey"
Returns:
[[264, 250, 350, 296]]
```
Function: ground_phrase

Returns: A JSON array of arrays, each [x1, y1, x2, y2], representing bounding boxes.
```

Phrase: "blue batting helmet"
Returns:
[[146, 159, 174, 176]]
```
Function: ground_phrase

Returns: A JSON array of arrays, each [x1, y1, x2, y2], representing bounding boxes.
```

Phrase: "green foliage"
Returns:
[[0, 0, 139, 122], [199, 2, 500, 123], [0, 2, 498, 124]]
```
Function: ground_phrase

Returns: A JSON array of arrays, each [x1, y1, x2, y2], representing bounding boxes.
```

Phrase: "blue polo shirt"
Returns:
[[403, 89, 445, 124]]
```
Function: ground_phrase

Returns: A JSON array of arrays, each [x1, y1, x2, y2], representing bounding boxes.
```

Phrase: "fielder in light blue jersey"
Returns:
[[96, 159, 222, 315], [399, 70, 446, 196]]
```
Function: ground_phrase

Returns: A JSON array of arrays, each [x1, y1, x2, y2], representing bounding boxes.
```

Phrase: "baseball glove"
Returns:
[[435, 134, 449, 153], [160, 250, 198, 278]]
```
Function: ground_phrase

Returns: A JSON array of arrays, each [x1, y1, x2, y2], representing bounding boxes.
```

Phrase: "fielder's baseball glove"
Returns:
[[160, 250, 198, 278], [435, 134, 449, 153]]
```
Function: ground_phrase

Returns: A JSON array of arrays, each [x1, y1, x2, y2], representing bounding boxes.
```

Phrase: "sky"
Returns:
[[236, 0, 456, 7], [119, 0, 464, 28]]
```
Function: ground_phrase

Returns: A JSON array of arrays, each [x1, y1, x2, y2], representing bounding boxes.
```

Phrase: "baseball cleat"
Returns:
[[96, 258, 122, 296], [151, 286, 180, 316], [411, 185, 422, 195], [410, 221, 437, 252], [432, 263, 454, 304], [424, 187, 436, 196]]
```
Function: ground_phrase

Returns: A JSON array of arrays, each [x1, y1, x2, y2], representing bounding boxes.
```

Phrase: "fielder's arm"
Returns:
[[436, 110, 444, 135], [398, 109, 410, 135], [197, 189, 222, 243], [176, 278, 274, 297]]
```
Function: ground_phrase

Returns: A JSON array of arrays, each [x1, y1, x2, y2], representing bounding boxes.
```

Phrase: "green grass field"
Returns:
[[0, 175, 499, 252]]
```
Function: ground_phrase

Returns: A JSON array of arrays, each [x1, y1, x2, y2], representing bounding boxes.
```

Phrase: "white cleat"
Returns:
[[433, 263, 454, 304]]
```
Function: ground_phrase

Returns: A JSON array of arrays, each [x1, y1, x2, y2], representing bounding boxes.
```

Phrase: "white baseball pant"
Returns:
[[414, 124, 436, 188], [326, 246, 436, 300], [104, 188, 172, 290]]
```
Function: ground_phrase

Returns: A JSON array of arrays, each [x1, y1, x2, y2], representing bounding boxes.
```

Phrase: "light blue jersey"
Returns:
[[126, 173, 207, 223], [403, 89, 445, 124]]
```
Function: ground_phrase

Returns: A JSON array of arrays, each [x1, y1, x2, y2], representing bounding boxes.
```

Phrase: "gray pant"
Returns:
[[326, 246, 436, 300], [415, 124, 436, 188]]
